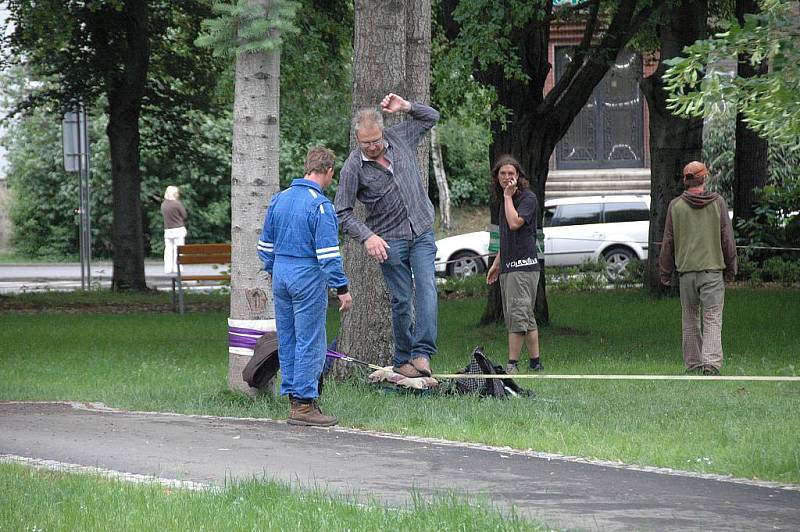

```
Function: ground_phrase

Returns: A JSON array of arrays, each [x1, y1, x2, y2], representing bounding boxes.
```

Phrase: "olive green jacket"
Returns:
[[659, 191, 737, 285]]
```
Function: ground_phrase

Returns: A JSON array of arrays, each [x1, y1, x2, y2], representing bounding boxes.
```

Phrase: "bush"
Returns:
[[435, 116, 491, 206]]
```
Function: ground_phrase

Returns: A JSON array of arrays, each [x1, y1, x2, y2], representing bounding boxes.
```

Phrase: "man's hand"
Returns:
[[660, 277, 671, 287], [364, 234, 390, 262], [337, 292, 353, 312], [503, 176, 518, 198], [486, 265, 499, 285], [380, 93, 411, 114]]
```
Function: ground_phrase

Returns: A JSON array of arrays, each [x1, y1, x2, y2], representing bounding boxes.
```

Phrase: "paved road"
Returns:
[[2, 402, 799, 531], [0, 262, 220, 293]]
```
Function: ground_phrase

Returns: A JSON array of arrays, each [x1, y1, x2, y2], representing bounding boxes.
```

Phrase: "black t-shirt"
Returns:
[[498, 188, 540, 273]]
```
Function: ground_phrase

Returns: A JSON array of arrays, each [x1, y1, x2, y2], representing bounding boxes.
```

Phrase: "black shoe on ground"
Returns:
[[529, 359, 544, 372], [701, 365, 720, 376]]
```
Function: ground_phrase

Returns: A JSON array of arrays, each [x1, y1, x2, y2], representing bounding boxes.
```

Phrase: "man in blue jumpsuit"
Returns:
[[258, 147, 352, 427]]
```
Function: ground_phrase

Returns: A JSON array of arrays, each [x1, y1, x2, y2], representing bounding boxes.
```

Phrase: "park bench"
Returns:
[[172, 243, 231, 314]]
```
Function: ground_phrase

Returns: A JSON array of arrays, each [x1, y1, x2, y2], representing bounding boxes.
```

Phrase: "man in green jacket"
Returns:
[[659, 161, 737, 375]]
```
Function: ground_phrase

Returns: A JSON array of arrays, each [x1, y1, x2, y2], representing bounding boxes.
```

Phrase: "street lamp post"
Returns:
[[62, 106, 92, 290]]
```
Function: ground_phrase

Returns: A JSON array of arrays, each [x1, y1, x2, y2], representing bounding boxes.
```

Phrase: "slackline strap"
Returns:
[[431, 374, 800, 382]]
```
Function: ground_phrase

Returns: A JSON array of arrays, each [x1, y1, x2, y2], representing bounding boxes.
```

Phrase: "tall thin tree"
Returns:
[[197, 0, 297, 393]]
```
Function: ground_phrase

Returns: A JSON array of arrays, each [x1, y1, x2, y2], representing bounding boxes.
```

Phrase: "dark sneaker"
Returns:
[[685, 366, 703, 374], [529, 360, 545, 372], [701, 365, 720, 376]]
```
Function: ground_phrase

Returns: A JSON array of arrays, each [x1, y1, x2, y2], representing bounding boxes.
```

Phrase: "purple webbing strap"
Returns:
[[229, 326, 265, 336], [228, 326, 265, 349]]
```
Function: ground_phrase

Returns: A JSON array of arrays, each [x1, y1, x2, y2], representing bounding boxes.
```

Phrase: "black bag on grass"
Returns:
[[455, 346, 532, 399]]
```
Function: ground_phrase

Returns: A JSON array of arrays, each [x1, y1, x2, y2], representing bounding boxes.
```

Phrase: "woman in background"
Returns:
[[161, 185, 188, 274]]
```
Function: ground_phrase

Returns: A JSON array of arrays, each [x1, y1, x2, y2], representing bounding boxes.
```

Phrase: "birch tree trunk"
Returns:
[[227, 0, 281, 395], [338, 0, 432, 369], [430, 126, 451, 229]]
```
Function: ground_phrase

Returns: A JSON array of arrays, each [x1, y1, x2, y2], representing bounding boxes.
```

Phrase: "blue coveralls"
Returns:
[[257, 178, 349, 400]]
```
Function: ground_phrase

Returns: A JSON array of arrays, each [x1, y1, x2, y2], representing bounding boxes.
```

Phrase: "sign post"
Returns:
[[62, 106, 92, 290]]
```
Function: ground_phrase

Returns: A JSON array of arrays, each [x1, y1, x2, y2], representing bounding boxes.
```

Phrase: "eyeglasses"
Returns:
[[358, 136, 384, 149]]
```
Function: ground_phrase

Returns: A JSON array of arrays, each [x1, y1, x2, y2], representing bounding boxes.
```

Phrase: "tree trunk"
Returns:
[[109, 1, 149, 291], [640, 0, 708, 294], [733, 0, 769, 225], [430, 126, 451, 229], [227, 0, 281, 395], [338, 0, 432, 371]]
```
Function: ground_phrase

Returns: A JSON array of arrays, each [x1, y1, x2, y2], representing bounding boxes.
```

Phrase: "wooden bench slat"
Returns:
[[178, 244, 231, 254], [178, 254, 231, 265], [173, 243, 232, 314], [179, 275, 230, 282]]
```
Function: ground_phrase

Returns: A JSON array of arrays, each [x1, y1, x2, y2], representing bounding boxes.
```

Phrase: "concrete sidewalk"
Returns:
[[2, 401, 799, 530], [0, 262, 221, 293]]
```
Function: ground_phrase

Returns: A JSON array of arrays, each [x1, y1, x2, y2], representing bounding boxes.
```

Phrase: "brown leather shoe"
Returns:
[[288, 399, 337, 427], [410, 356, 432, 377], [393, 363, 424, 378]]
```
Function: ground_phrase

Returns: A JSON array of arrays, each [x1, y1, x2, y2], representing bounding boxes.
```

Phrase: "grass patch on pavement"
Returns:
[[0, 463, 544, 531], [1, 287, 798, 483]]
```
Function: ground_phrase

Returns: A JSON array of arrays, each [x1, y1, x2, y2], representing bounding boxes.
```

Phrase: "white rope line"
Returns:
[[433, 373, 800, 381]]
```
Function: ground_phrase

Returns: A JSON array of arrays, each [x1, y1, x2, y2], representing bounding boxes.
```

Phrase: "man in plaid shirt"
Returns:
[[335, 93, 440, 379]]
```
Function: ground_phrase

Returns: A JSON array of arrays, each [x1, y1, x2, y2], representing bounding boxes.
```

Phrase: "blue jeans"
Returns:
[[380, 229, 438, 366], [273, 257, 328, 400]]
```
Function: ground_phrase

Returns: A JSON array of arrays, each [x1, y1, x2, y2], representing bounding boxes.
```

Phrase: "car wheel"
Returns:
[[447, 251, 486, 277], [603, 247, 635, 279]]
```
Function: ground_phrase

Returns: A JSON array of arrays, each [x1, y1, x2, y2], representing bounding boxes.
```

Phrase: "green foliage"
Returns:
[[436, 116, 491, 206], [663, 0, 800, 149], [735, 181, 800, 269], [431, 2, 506, 128], [1, 68, 232, 258], [702, 108, 800, 205], [449, 0, 546, 82], [2, 0, 354, 258], [195, 0, 300, 57], [277, 0, 352, 186]]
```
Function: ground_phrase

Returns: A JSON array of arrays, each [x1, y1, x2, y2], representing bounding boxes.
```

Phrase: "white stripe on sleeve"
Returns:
[[317, 252, 341, 260]]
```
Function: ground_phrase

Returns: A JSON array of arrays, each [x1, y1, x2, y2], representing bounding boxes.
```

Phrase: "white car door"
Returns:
[[544, 202, 604, 266], [601, 201, 650, 259]]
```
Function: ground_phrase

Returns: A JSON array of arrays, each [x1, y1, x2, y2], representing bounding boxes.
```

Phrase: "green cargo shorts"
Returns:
[[499, 270, 540, 333]]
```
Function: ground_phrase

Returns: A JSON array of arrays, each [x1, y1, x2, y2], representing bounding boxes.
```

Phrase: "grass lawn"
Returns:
[[1, 287, 798, 484], [0, 463, 544, 531]]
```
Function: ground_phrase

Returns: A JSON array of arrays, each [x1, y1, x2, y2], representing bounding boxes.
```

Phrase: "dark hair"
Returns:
[[490, 155, 529, 202], [304, 146, 336, 175]]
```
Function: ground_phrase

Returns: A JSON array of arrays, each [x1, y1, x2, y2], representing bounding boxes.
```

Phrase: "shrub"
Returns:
[[435, 116, 491, 206]]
